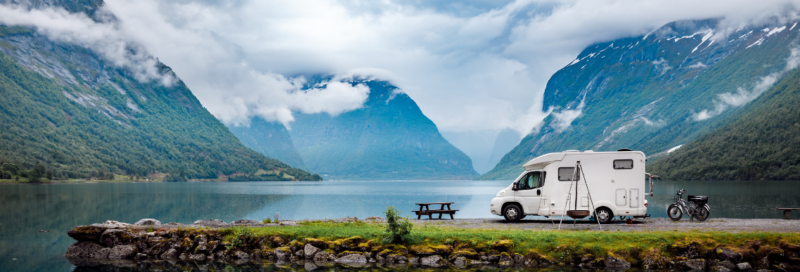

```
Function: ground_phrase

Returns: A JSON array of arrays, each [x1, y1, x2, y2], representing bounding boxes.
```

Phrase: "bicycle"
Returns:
[[667, 189, 710, 221]]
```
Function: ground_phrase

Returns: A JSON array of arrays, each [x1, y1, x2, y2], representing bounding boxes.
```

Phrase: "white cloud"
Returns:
[[3, 0, 800, 135], [551, 100, 585, 132], [694, 47, 800, 121], [0, 5, 175, 85]]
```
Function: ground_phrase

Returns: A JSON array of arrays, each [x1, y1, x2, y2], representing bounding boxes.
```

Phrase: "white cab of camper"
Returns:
[[490, 150, 649, 223]]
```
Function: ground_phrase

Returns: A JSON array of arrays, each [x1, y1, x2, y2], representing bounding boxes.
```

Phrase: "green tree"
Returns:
[[383, 206, 413, 243]]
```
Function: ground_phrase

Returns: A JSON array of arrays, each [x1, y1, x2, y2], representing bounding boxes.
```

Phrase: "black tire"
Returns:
[[502, 204, 523, 222], [694, 206, 710, 222], [595, 207, 614, 224], [667, 204, 683, 221]]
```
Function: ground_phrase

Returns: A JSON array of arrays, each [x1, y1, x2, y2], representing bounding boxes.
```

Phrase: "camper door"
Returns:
[[515, 171, 545, 215]]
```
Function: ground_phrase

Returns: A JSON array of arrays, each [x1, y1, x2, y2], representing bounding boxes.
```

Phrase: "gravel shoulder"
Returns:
[[410, 218, 800, 232]]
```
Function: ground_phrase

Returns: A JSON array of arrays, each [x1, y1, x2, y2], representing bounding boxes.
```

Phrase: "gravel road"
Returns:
[[410, 218, 800, 232]]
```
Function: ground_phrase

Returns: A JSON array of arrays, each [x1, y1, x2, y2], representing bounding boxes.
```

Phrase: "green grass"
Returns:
[[217, 221, 800, 262]]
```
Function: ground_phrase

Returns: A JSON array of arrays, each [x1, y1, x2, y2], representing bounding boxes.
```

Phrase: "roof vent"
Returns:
[[617, 148, 632, 151]]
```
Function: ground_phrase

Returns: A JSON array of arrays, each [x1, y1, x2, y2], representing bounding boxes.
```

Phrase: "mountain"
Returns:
[[0, 4, 319, 181], [227, 117, 306, 169], [648, 64, 800, 180], [440, 130, 499, 174], [481, 19, 800, 180], [282, 78, 477, 180], [482, 128, 521, 173]]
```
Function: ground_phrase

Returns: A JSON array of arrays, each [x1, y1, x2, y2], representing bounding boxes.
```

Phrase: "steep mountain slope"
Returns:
[[284, 78, 477, 180], [0, 24, 319, 180], [482, 128, 521, 173], [227, 117, 306, 169], [648, 66, 800, 180], [481, 19, 800, 179]]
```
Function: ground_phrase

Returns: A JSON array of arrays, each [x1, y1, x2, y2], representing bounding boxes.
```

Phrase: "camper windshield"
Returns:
[[518, 172, 543, 190]]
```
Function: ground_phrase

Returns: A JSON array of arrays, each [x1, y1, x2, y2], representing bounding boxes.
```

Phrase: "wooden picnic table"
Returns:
[[777, 208, 800, 219], [413, 202, 458, 219]]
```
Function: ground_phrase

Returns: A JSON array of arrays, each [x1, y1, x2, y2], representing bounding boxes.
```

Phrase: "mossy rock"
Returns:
[[492, 239, 514, 252], [756, 245, 784, 259], [449, 248, 478, 260], [288, 240, 305, 252], [357, 242, 371, 251], [303, 238, 328, 249], [268, 235, 286, 247], [67, 225, 107, 242]]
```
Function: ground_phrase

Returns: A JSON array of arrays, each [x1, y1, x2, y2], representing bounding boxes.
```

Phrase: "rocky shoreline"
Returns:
[[65, 218, 800, 271]]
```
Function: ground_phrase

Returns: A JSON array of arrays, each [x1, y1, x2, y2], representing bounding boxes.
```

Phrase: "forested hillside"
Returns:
[[648, 66, 800, 180], [481, 19, 800, 179], [0, 23, 319, 181]]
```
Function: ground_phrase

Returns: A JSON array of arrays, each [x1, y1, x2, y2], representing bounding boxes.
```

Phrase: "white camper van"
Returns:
[[490, 150, 650, 223]]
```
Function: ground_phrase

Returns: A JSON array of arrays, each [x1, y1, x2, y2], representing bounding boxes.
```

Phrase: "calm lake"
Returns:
[[0, 179, 798, 271]]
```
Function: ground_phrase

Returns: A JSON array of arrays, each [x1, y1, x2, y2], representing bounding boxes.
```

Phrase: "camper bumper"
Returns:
[[490, 197, 504, 215]]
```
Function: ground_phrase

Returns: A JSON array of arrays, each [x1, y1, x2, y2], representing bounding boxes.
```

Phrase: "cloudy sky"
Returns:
[[1, 0, 798, 142], [2, 0, 798, 134]]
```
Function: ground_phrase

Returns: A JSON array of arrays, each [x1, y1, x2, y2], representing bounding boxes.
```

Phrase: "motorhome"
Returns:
[[490, 150, 650, 223]]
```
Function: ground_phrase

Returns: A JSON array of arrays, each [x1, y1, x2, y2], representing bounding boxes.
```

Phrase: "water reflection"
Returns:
[[0, 180, 797, 272]]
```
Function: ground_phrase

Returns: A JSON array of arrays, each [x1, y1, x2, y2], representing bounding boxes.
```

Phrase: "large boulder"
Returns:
[[108, 245, 138, 260], [160, 248, 179, 260], [716, 248, 742, 263], [677, 259, 706, 271], [67, 226, 107, 242], [134, 218, 161, 227], [99, 229, 134, 248], [420, 255, 445, 267], [275, 247, 293, 261], [65, 241, 110, 259], [606, 256, 631, 269], [304, 244, 320, 259], [336, 253, 367, 265]]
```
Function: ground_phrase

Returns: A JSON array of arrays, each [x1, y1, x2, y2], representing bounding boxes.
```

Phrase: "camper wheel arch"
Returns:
[[502, 202, 523, 222]]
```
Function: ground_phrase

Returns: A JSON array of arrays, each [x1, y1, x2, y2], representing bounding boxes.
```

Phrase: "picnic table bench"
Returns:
[[413, 202, 458, 219], [777, 208, 800, 219]]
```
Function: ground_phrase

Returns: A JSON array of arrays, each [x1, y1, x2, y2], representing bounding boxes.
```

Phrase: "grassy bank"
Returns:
[[218, 220, 800, 265]]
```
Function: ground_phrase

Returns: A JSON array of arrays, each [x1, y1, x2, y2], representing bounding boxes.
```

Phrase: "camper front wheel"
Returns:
[[503, 204, 523, 222], [595, 207, 613, 224]]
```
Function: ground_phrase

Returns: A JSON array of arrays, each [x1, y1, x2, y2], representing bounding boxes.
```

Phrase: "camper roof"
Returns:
[[522, 150, 643, 171], [522, 152, 566, 171]]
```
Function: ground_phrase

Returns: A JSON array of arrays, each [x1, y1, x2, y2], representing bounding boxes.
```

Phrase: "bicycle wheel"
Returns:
[[667, 204, 682, 221], [694, 206, 710, 222]]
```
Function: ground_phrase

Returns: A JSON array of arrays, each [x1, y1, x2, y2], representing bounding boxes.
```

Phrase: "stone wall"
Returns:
[[65, 219, 800, 271]]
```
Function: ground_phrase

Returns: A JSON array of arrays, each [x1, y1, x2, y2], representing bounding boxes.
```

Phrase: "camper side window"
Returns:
[[558, 167, 580, 181], [613, 159, 634, 169]]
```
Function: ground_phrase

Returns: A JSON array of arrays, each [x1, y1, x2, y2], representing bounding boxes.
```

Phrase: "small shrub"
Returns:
[[263, 218, 272, 224], [383, 206, 413, 243]]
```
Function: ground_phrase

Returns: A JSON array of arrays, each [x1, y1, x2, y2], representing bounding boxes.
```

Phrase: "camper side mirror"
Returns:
[[512, 182, 519, 191]]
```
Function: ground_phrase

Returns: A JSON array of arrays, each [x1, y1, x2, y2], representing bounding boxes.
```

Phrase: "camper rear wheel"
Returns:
[[503, 204, 523, 222], [595, 207, 613, 224]]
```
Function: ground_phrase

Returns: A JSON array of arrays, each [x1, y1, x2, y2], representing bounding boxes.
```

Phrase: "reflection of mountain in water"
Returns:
[[0, 183, 286, 272]]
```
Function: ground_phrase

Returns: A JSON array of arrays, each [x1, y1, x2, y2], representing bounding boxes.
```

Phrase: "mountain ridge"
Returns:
[[480, 18, 800, 180]]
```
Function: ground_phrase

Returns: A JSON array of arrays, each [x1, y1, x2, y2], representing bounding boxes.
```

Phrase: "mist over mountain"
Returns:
[[481, 18, 800, 180], [230, 77, 478, 180], [0, 1, 319, 181]]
